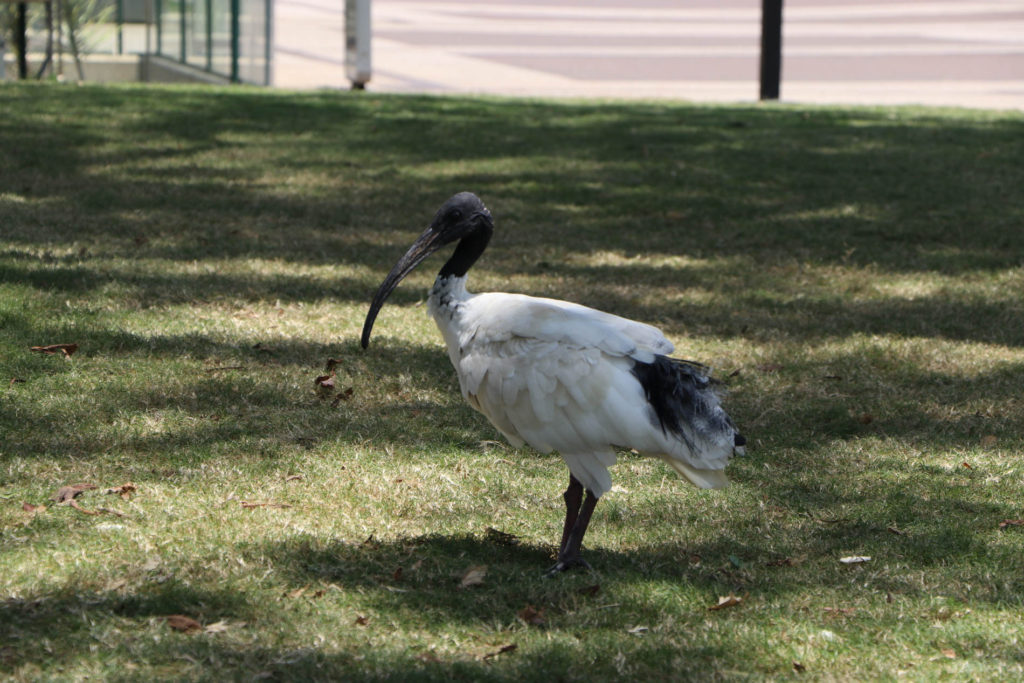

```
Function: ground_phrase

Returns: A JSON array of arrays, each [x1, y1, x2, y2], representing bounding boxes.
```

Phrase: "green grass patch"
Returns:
[[2, 82, 1023, 680]]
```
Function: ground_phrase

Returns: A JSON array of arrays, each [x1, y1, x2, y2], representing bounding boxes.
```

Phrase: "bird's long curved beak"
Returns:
[[360, 226, 444, 349]]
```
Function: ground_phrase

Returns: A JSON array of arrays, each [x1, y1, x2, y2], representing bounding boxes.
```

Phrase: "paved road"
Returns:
[[274, 0, 1024, 110]]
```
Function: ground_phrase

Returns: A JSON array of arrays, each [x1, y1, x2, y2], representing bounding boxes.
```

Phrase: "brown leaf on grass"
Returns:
[[887, 526, 904, 535], [315, 374, 336, 400], [9, 378, 26, 386], [284, 474, 304, 482], [708, 595, 743, 611], [482, 643, 517, 660], [999, 519, 1024, 530], [459, 565, 487, 589], [517, 605, 545, 626], [22, 502, 46, 513], [51, 483, 97, 503], [354, 615, 369, 626], [240, 501, 292, 509], [105, 483, 136, 500], [285, 586, 308, 599], [962, 462, 973, 470], [325, 358, 343, 372], [940, 648, 957, 659], [165, 615, 202, 634], [30, 343, 78, 358], [484, 527, 520, 546], [68, 499, 102, 516]]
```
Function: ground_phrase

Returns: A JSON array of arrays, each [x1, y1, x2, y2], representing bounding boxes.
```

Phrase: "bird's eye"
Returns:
[[449, 209, 463, 221]]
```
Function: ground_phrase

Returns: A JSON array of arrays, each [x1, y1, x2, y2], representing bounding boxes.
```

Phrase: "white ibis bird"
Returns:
[[361, 192, 745, 574]]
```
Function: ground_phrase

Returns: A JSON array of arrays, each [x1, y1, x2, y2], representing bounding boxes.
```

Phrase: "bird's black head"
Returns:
[[360, 192, 494, 349]]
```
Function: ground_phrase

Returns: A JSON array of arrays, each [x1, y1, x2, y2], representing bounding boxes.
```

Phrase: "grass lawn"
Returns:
[[1, 82, 1023, 680]]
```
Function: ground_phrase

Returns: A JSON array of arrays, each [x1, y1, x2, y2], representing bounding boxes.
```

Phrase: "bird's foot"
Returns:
[[544, 555, 592, 578]]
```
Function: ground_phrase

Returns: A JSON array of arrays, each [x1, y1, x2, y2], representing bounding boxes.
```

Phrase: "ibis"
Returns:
[[361, 192, 745, 574]]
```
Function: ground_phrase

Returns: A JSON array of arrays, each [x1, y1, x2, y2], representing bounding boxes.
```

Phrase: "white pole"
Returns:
[[344, 0, 370, 89]]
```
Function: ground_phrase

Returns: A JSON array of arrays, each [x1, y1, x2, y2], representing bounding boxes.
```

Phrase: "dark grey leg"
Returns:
[[559, 475, 584, 553], [546, 484, 599, 576]]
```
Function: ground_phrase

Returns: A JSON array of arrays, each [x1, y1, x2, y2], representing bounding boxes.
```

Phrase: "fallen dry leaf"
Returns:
[[482, 643, 517, 660], [165, 615, 202, 634], [284, 474, 303, 482], [354, 615, 369, 626], [105, 483, 136, 500], [285, 586, 308, 599], [240, 501, 292, 509], [325, 358, 343, 372], [708, 595, 743, 611], [999, 519, 1024, 530], [9, 378, 26, 386], [839, 556, 872, 564], [72, 500, 120, 516], [940, 648, 957, 659], [962, 462, 973, 470], [51, 483, 97, 503], [30, 343, 78, 358], [517, 605, 545, 626], [793, 661, 806, 673], [459, 565, 488, 589], [22, 502, 46, 513]]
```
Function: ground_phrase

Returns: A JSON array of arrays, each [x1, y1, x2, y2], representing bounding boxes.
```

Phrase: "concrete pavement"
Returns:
[[273, 0, 1024, 110]]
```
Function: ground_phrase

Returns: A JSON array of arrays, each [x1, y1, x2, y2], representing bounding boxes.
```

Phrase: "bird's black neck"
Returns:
[[439, 222, 492, 279]]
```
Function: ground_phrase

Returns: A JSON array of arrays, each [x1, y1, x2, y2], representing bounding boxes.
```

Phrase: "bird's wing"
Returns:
[[460, 293, 673, 360]]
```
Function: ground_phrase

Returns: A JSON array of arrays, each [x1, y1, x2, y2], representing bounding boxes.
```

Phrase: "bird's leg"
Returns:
[[558, 475, 584, 554], [546, 486, 599, 576]]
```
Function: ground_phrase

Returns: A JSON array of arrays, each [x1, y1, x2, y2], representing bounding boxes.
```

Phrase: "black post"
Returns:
[[759, 0, 783, 100], [16, 2, 28, 79]]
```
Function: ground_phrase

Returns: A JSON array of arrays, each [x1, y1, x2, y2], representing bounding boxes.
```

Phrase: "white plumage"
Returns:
[[362, 192, 744, 574], [429, 282, 734, 495]]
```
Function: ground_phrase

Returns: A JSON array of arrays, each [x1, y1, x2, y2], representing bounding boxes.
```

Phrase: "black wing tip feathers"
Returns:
[[632, 355, 742, 451]]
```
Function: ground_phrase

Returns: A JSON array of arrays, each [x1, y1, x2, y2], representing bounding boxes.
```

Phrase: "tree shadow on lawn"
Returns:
[[2, 87, 1022, 275], [0, 572, 768, 681]]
